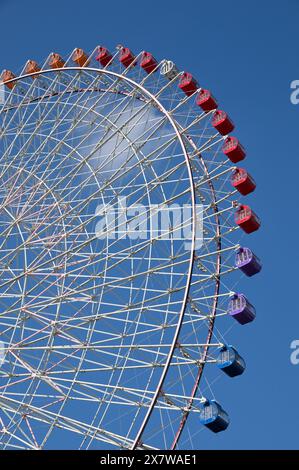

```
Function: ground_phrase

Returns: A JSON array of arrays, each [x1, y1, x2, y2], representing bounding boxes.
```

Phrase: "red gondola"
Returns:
[[222, 136, 246, 163], [231, 168, 256, 195], [119, 47, 135, 68], [140, 52, 158, 74], [178, 72, 198, 96], [96, 47, 112, 67], [235, 205, 260, 234], [212, 110, 234, 135], [196, 89, 218, 112]]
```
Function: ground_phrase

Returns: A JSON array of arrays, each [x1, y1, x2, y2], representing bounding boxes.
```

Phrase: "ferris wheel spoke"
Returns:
[[0, 394, 141, 449]]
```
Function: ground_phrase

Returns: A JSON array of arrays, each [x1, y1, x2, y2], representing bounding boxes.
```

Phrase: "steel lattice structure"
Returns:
[[0, 45, 260, 449]]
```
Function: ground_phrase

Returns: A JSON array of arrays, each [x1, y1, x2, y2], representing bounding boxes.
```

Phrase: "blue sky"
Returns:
[[0, 0, 298, 449]]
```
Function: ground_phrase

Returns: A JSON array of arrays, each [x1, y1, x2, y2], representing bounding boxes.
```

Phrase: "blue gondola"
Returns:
[[199, 400, 230, 433], [216, 345, 246, 377]]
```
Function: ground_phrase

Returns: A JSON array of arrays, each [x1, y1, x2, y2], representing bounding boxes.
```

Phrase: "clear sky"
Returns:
[[0, 0, 298, 449]]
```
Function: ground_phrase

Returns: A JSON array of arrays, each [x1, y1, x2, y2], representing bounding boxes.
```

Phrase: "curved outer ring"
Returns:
[[170, 136, 222, 449], [2, 67, 221, 449]]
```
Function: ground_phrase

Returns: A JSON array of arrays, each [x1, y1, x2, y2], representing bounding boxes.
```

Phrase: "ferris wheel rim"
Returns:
[[169, 132, 222, 449]]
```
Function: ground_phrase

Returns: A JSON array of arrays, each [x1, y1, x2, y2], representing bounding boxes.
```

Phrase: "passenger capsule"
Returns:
[[196, 89, 218, 112], [222, 136, 246, 163], [228, 293, 256, 325], [1, 70, 16, 89], [119, 47, 136, 68], [160, 60, 179, 80], [48, 53, 65, 69], [140, 52, 158, 74], [231, 168, 256, 195], [212, 110, 234, 135], [216, 345, 246, 377], [235, 247, 262, 277], [235, 204, 261, 234], [72, 48, 89, 67], [25, 60, 41, 78], [96, 47, 112, 67], [199, 400, 230, 433], [178, 72, 198, 96]]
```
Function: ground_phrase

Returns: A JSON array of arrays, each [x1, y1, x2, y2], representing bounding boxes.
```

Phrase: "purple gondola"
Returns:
[[235, 247, 262, 277], [216, 345, 246, 377], [228, 293, 256, 325], [199, 400, 230, 433]]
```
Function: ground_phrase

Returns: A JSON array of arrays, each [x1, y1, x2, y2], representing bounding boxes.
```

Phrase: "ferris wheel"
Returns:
[[0, 45, 261, 450]]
